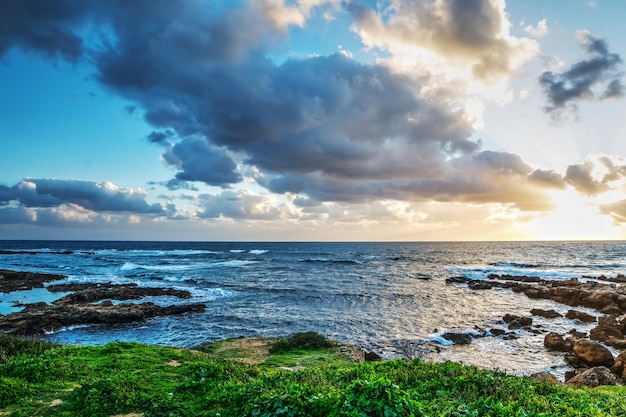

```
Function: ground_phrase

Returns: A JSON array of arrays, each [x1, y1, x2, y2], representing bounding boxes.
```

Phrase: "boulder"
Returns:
[[565, 310, 596, 323], [572, 339, 614, 367], [565, 367, 617, 388], [590, 315, 626, 347], [530, 309, 562, 319], [442, 332, 472, 345], [544, 332, 572, 352], [610, 350, 626, 378], [528, 372, 560, 384]]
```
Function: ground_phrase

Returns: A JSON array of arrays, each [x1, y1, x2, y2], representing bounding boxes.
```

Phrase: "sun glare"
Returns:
[[524, 189, 622, 240]]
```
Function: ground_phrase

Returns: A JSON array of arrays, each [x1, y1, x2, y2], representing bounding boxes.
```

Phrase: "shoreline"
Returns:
[[3, 268, 626, 386]]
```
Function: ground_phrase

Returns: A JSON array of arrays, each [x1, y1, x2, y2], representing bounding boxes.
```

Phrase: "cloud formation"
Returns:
[[539, 31, 624, 115], [348, 0, 538, 84], [0, 179, 168, 215]]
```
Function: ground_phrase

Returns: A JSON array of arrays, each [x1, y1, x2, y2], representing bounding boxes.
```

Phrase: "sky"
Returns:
[[1, 0, 626, 241]]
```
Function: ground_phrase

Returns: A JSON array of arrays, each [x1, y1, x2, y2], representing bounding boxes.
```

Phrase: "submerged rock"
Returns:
[[442, 332, 472, 345], [565, 310, 596, 323], [530, 309, 562, 319]]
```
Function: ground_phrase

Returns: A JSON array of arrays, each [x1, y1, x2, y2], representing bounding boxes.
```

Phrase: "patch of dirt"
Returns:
[[212, 337, 273, 365], [166, 360, 181, 367]]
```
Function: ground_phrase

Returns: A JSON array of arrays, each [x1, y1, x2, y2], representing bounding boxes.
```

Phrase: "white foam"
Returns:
[[249, 249, 269, 255]]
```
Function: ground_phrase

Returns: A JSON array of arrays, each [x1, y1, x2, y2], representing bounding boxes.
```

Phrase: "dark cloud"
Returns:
[[528, 169, 567, 189], [1, 1, 556, 216], [540, 32, 624, 115], [564, 161, 609, 195], [0, 0, 89, 61], [161, 138, 242, 187], [0, 179, 167, 214]]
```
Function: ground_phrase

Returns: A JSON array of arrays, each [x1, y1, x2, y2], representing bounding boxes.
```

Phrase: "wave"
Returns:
[[249, 249, 269, 255], [229, 250, 246, 253], [119, 262, 197, 272], [299, 258, 359, 265], [93, 249, 222, 257], [446, 266, 581, 280], [490, 262, 539, 269]]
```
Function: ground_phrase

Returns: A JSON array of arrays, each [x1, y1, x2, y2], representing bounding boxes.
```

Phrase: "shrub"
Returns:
[[0, 334, 57, 363], [269, 332, 335, 354]]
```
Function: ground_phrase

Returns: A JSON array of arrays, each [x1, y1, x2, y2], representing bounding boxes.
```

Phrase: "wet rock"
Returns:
[[564, 370, 579, 381], [489, 328, 506, 337], [564, 353, 585, 368], [589, 315, 626, 348], [49, 282, 192, 304], [565, 366, 617, 388], [442, 332, 472, 345], [572, 339, 614, 368], [530, 309, 562, 319], [528, 372, 560, 384], [0, 301, 206, 336], [503, 314, 532, 329], [544, 332, 572, 352], [568, 329, 587, 338], [468, 281, 492, 290], [565, 310, 596, 323], [0, 269, 65, 293], [610, 350, 626, 378]]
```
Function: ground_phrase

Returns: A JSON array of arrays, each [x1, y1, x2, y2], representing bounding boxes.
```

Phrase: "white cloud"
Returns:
[[523, 18, 548, 38]]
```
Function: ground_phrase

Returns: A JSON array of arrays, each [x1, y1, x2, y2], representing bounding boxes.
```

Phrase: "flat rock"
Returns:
[[531, 309, 562, 319], [0, 269, 65, 293]]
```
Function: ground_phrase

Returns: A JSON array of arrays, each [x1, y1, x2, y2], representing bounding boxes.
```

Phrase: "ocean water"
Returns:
[[1, 240, 625, 377]]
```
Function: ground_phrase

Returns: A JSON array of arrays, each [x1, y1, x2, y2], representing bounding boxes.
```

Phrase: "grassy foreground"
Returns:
[[1, 333, 626, 416]]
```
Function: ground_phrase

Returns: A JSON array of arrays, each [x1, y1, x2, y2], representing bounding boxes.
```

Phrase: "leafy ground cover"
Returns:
[[1, 332, 626, 416]]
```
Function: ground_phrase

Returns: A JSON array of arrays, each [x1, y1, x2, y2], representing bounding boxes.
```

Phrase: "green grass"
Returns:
[[1, 333, 626, 416]]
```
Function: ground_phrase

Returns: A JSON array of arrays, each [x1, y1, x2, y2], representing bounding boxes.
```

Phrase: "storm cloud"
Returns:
[[540, 31, 624, 114], [0, 0, 572, 222]]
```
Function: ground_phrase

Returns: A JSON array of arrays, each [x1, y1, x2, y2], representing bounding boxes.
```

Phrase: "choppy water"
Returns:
[[1, 240, 625, 377]]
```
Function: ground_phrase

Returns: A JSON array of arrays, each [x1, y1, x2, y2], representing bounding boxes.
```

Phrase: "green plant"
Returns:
[[269, 332, 335, 354]]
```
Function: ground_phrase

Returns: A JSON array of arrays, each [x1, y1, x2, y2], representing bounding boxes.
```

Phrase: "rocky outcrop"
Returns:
[[0, 301, 205, 335], [565, 367, 618, 388], [572, 339, 614, 368], [0, 270, 65, 293], [610, 350, 626, 378], [0, 269, 205, 336], [503, 314, 532, 330], [48, 283, 192, 304]]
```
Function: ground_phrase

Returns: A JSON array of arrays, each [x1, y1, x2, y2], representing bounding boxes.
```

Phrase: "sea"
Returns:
[[1, 240, 625, 377]]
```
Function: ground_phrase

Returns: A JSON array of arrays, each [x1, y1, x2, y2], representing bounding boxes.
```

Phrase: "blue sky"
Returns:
[[1, 0, 626, 241]]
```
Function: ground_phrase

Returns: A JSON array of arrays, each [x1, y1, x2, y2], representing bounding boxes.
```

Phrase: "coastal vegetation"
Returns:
[[2, 332, 626, 416]]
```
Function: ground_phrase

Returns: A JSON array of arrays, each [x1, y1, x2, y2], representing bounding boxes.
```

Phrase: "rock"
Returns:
[[565, 367, 618, 388], [0, 300, 205, 335], [442, 332, 472, 345], [564, 353, 585, 368], [568, 329, 587, 338], [610, 350, 626, 378], [590, 315, 626, 347], [528, 372, 560, 384], [544, 332, 572, 352], [564, 370, 579, 381], [364, 351, 382, 362], [468, 281, 492, 290], [565, 310, 596, 323], [49, 282, 192, 304], [531, 309, 562, 319], [572, 339, 614, 367], [503, 314, 533, 329], [489, 328, 506, 336], [0, 269, 66, 293]]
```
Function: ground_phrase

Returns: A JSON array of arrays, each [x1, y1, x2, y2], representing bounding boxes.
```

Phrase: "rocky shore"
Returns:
[[447, 273, 626, 387], [0, 269, 205, 335]]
